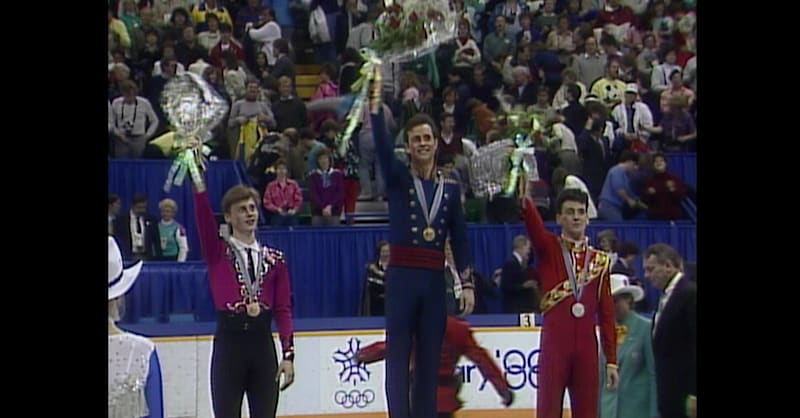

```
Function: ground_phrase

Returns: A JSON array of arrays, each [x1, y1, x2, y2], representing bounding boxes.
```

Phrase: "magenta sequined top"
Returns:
[[193, 191, 294, 352]]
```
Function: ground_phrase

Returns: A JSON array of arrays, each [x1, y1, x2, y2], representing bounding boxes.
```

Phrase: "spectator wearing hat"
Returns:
[[108, 236, 164, 418], [599, 273, 657, 418], [611, 83, 654, 154]]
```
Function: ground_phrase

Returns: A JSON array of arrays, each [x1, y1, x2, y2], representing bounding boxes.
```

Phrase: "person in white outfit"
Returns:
[[108, 236, 164, 418]]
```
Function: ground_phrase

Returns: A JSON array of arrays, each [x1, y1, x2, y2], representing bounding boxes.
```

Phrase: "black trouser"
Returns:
[[438, 413, 453, 418], [211, 310, 279, 418]]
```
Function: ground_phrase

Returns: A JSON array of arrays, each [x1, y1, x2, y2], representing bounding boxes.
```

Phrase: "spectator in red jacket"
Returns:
[[209, 23, 245, 69], [640, 153, 686, 220], [262, 159, 304, 226], [356, 316, 514, 418]]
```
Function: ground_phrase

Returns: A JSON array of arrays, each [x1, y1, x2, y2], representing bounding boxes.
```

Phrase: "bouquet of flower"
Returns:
[[370, 0, 457, 63]]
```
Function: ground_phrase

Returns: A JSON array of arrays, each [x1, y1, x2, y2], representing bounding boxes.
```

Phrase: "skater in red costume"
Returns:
[[520, 190, 619, 418]]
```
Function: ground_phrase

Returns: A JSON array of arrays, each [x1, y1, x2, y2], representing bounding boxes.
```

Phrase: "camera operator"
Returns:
[[111, 80, 159, 158]]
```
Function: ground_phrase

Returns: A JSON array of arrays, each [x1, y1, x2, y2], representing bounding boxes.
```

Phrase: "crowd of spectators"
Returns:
[[108, 0, 696, 224]]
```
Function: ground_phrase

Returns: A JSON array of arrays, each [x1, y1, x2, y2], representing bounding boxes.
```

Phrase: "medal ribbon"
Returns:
[[227, 239, 263, 302], [559, 241, 593, 303], [412, 172, 445, 230]]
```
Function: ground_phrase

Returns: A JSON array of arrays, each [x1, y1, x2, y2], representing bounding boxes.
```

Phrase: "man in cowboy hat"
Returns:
[[185, 133, 296, 418], [599, 273, 657, 418], [108, 236, 164, 418]]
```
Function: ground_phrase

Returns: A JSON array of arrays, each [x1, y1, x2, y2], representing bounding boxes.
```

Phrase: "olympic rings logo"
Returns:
[[333, 389, 375, 408]]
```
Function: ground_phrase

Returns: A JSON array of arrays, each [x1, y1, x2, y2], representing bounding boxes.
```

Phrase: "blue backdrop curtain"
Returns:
[[109, 159, 258, 261], [121, 222, 696, 322], [666, 152, 696, 189]]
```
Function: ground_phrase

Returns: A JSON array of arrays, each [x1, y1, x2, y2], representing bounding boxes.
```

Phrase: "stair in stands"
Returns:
[[348, 200, 389, 224]]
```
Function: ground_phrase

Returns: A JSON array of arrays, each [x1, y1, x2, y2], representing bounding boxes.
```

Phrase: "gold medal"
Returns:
[[423, 227, 436, 242], [247, 302, 261, 317]]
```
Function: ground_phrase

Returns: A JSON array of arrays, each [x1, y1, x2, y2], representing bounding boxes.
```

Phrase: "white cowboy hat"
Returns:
[[610, 273, 644, 302], [108, 236, 143, 300]]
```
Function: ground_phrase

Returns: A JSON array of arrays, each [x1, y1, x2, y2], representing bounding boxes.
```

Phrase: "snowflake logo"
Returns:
[[332, 337, 370, 386]]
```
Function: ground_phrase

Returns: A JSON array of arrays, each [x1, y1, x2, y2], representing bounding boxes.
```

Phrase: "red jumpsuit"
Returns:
[[521, 197, 616, 418], [357, 316, 512, 414]]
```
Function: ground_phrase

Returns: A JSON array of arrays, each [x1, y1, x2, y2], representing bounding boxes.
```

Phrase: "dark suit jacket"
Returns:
[[271, 55, 296, 88], [652, 276, 696, 418], [611, 258, 635, 277], [500, 255, 540, 313], [335, 11, 364, 54], [504, 82, 539, 108], [576, 130, 612, 201], [113, 213, 162, 261]]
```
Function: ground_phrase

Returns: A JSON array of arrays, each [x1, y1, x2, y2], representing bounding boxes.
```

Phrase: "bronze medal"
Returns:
[[247, 302, 261, 317], [422, 227, 436, 242]]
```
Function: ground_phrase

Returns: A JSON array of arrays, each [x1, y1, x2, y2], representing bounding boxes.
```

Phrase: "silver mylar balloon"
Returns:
[[160, 72, 228, 143]]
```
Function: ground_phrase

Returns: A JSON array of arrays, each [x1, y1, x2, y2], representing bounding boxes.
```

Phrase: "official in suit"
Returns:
[[113, 193, 162, 261], [600, 274, 658, 418], [500, 235, 540, 313], [644, 244, 696, 418]]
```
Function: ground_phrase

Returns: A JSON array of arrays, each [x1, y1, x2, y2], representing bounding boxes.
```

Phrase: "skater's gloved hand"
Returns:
[[276, 359, 295, 391], [502, 389, 514, 407]]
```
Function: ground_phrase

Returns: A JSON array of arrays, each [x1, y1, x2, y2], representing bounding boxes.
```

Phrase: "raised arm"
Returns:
[[371, 108, 407, 189], [521, 196, 554, 256], [193, 191, 224, 263]]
